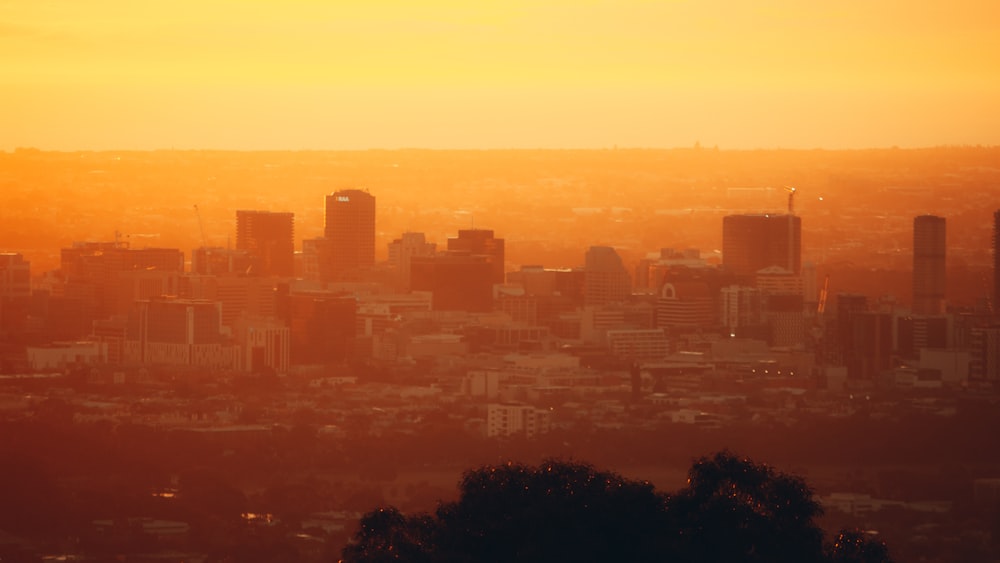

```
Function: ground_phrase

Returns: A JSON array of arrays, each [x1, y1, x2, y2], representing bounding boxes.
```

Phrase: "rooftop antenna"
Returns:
[[784, 186, 797, 215]]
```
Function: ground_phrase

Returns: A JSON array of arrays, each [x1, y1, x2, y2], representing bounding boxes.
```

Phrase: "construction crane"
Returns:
[[194, 205, 210, 275], [784, 186, 797, 215], [817, 274, 830, 315], [193, 205, 208, 248]]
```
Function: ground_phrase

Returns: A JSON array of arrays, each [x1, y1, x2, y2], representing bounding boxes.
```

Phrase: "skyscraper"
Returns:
[[410, 253, 493, 312], [388, 232, 436, 290], [447, 229, 505, 284], [912, 215, 946, 315], [583, 246, 632, 306], [722, 214, 801, 279], [324, 189, 376, 279], [994, 210, 999, 314], [235, 210, 294, 277]]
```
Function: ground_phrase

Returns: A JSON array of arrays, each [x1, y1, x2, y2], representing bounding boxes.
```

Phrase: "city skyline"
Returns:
[[3, 1, 999, 151], [1, 148, 999, 562]]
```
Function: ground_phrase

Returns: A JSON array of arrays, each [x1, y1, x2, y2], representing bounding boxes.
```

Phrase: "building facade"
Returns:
[[324, 189, 376, 280], [913, 215, 946, 315], [235, 210, 295, 277], [447, 229, 505, 284], [722, 214, 802, 278], [583, 246, 632, 306]]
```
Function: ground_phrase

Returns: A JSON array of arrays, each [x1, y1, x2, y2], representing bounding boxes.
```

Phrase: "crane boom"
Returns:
[[194, 205, 208, 248], [817, 274, 830, 315], [194, 205, 211, 275]]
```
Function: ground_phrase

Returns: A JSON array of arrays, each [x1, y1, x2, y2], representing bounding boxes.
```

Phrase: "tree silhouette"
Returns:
[[340, 507, 434, 563], [432, 460, 668, 563], [827, 529, 893, 563], [340, 452, 892, 563], [666, 450, 826, 563]]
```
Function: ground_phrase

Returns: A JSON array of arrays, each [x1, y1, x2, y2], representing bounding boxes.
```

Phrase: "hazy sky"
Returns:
[[3, 0, 998, 150]]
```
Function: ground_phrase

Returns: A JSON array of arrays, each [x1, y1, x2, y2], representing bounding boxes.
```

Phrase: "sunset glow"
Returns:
[[3, 0, 999, 150]]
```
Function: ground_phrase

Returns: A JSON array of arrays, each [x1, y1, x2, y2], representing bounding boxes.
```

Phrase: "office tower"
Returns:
[[0, 253, 30, 337], [897, 315, 948, 360], [766, 293, 805, 347], [720, 285, 764, 336], [583, 246, 632, 306], [447, 229, 505, 284], [722, 214, 802, 278], [126, 298, 234, 368], [191, 247, 254, 276], [994, 210, 999, 314], [970, 325, 1000, 382], [830, 293, 868, 366], [410, 253, 493, 312], [59, 242, 185, 333], [235, 210, 295, 277], [606, 329, 669, 362], [657, 281, 715, 329], [0, 253, 30, 299], [282, 292, 357, 365], [113, 269, 180, 316], [912, 215, 946, 315], [635, 248, 706, 291], [234, 317, 290, 374], [388, 232, 437, 290], [325, 189, 376, 279], [848, 311, 893, 379], [181, 275, 279, 330]]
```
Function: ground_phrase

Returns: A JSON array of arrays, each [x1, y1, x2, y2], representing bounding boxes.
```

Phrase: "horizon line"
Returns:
[[6, 143, 1000, 154]]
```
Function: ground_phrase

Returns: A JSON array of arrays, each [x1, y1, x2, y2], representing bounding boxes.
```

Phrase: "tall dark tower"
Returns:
[[446, 229, 505, 284], [994, 210, 1000, 314], [234, 210, 294, 277], [912, 215, 946, 315], [722, 214, 802, 279], [324, 189, 376, 279]]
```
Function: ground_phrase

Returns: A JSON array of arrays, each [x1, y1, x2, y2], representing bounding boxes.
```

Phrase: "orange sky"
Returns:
[[2, 0, 999, 150]]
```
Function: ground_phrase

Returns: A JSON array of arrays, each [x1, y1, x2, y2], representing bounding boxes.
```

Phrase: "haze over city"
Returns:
[[3, 0, 1000, 150], [2, 1, 1000, 563]]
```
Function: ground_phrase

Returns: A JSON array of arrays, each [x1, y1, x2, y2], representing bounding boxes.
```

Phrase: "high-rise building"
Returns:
[[848, 311, 893, 379], [235, 210, 294, 277], [722, 214, 802, 278], [994, 210, 999, 314], [191, 247, 254, 276], [657, 281, 715, 329], [829, 293, 868, 366], [282, 291, 357, 365], [0, 253, 30, 337], [58, 242, 184, 332], [388, 232, 436, 290], [720, 285, 764, 336], [583, 246, 632, 306], [410, 253, 493, 312], [0, 253, 30, 299], [324, 189, 376, 279], [970, 325, 1000, 382], [447, 229, 505, 284], [234, 317, 290, 374], [913, 215, 946, 315], [125, 297, 236, 369], [897, 315, 948, 360]]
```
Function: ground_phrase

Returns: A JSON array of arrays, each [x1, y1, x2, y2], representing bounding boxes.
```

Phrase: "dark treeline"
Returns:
[[342, 453, 890, 563], [0, 392, 995, 561]]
